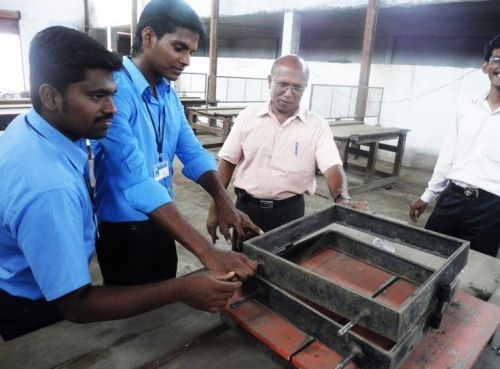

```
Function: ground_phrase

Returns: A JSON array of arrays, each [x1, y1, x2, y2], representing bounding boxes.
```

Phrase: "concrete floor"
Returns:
[[87, 133, 500, 299], [2, 114, 499, 366], [158, 134, 500, 301], [6, 134, 500, 368], [162, 135, 500, 369]]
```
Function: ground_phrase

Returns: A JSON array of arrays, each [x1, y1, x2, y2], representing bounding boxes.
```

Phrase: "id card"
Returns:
[[153, 161, 170, 181]]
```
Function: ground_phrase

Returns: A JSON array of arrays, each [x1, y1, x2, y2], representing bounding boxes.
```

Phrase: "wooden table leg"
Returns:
[[365, 142, 379, 183], [392, 131, 408, 176], [222, 117, 233, 142]]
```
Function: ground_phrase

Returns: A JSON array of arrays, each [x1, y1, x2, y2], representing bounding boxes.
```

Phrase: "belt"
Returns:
[[99, 220, 151, 231], [448, 182, 497, 199], [235, 188, 303, 209]]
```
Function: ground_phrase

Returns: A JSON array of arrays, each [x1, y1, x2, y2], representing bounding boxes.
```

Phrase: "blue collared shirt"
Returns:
[[0, 110, 94, 300], [92, 56, 216, 222]]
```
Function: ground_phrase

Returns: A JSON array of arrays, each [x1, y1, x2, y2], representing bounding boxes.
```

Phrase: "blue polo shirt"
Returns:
[[0, 110, 94, 301], [92, 56, 216, 222]]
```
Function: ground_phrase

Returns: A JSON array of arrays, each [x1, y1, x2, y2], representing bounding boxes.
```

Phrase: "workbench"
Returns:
[[179, 96, 206, 118], [187, 106, 245, 148], [0, 291, 497, 369], [0, 104, 31, 129], [330, 123, 409, 195]]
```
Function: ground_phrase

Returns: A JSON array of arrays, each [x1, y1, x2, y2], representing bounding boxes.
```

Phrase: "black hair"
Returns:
[[132, 0, 206, 56], [29, 26, 122, 112], [483, 34, 500, 61]]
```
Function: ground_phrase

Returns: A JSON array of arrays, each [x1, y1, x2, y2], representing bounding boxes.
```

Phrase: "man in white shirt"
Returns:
[[409, 34, 500, 257], [207, 55, 367, 242]]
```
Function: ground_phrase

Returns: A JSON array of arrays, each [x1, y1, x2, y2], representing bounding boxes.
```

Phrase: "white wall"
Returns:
[[185, 0, 480, 17], [187, 57, 489, 169], [0, 0, 84, 91], [0, 0, 489, 170]]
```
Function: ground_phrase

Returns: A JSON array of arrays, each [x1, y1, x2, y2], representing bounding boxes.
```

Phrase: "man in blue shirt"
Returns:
[[92, 0, 259, 286], [0, 26, 241, 341]]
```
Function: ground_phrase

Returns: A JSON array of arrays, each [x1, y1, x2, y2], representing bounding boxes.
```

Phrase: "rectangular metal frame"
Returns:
[[242, 205, 469, 340], [234, 276, 430, 369]]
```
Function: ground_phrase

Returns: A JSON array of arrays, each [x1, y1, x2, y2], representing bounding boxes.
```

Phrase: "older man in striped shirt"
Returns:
[[207, 55, 367, 242]]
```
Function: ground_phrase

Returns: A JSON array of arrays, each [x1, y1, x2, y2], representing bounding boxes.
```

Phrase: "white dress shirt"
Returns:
[[421, 92, 500, 203]]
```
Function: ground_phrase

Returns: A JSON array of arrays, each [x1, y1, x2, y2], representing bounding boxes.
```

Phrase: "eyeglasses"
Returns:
[[273, 80, 305, 95], [488, 56, 500, 64]]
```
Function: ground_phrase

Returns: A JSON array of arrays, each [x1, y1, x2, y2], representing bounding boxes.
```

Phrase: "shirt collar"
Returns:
[[259, 101, 307, 123], [122, 56, 171, 100], [477, 91, 500, 114], [25, 109, 88, 174]]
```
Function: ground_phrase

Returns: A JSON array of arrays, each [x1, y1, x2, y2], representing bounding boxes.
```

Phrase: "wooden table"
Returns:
[[0, 291, 497, 369], [188, 106, 245, 148], [330, 123, 409, 195], [0, 104, 31, 129], [179, 96, 206, 118]]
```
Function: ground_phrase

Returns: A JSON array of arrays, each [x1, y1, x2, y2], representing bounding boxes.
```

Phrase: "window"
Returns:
[[0, 10, 25, 100]]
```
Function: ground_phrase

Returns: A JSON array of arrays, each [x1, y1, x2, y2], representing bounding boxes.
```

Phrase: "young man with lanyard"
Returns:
[[0, 26, 241, 341], [92, 0, 260, 286], [207, 54, 368, 240], [409, 35, 500, 258]]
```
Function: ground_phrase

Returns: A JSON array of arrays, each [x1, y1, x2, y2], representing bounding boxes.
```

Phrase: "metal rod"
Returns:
[[337, 310, 369, 337], [334, 344, 362, 369], [334, 350, 356, 369], [229, 291, 260, 309]]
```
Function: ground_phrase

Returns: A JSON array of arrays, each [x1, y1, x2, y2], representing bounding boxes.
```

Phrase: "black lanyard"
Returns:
[[143, 96, 165, 162]]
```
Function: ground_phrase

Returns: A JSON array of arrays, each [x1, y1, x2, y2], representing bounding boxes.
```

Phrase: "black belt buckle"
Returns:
[[259, 200, 274, 209], [463, 187, 479, 198]]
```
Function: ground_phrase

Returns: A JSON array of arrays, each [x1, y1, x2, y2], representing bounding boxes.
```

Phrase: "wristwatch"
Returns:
[[335, 193, 352, 202]]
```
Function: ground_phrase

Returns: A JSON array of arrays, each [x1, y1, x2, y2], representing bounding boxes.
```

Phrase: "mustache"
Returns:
[[94, 113, 114, 123]]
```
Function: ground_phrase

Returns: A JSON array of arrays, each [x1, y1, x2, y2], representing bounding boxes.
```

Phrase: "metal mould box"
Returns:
[[241, 205, 469, 342]]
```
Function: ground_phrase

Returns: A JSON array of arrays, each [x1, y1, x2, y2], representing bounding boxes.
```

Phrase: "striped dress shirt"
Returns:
[[218, 102, 342, 200]]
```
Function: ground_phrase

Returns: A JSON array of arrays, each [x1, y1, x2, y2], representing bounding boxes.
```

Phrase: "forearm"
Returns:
[[149, 202, 214, 258], [198, 169, 232, 203], [217, 159, 237, 189], [324, 164, 349, 201], [57, 279, 187, 323]]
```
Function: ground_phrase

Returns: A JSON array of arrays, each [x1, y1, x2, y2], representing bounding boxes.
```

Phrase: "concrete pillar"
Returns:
[[355, 0, 379, 122], [207, 0, 220, 106], [131, 0, 137, 49], [281, 11, 302, 56], [106, 25, 112, 51]]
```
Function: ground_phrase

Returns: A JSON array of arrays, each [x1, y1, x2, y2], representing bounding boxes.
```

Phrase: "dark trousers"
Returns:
[[234, 188, 305, 233], [425, 183, 500, 257], [96, 220, 178, 286], [0, 289, 63, 341]]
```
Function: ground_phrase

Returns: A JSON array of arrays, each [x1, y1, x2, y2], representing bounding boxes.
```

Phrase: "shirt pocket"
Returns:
[[283, 140, 316, 176], [485, 135, 500, 163]]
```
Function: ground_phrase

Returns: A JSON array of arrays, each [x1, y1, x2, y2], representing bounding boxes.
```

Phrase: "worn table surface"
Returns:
[[0, 105, 30, 115], [330, 123, 407, 139], [0, 291, 498, 369], [191, 107, 245, 118]]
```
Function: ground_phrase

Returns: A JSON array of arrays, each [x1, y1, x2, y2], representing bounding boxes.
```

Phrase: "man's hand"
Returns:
[[199, 247, 257, 281], [335, 198, 370, 212], [409, 199, 428, 223], [206, 199, 262, 245], [206, 202, 220, 243], [179, 271, 242, 312]]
